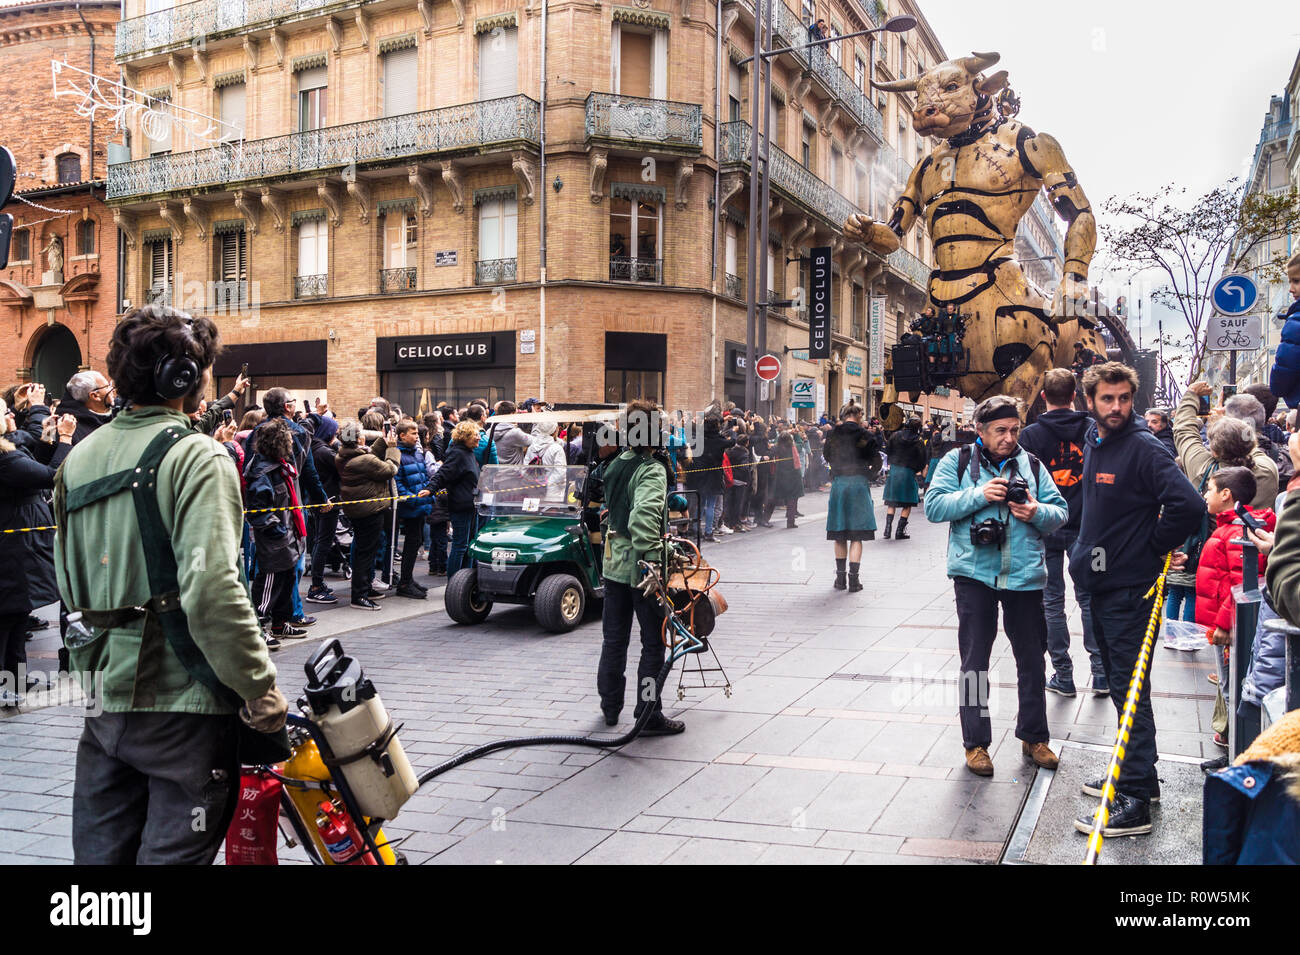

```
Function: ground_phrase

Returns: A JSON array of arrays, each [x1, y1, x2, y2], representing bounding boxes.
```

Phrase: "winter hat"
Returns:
[[535, 420, 557, 436], [314, 414, 339, 445]]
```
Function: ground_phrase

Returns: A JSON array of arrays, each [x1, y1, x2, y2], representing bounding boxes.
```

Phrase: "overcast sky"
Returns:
[[919, 0, 1300, 354]]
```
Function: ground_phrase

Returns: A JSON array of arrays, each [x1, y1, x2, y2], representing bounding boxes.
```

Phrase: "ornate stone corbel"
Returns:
[[347, 179, 373, 223], [440, 162, 465, 213], [159, 201, 185, 243], [260, 187, 287, 232], [588, 148, 608, 203], [831, 236, 844, 256], [355, 10, 370, 49], [819, 101, 841, 136], [674, 159, 694, 210], [512, 152, 537, 206], [113, 209, 138, 251], [182, 198, 209, 240], [243, 35, 259, 69], [268, 29, 286, 67], [680, 0, 691, 21], [193, 47, 208, 83], [317, 181, 342, 226], [450, 0, 466, 26], [719, 170, 744, 208], [167, 54, 184, 87], [770, 199, 784, 223], [722, 6, 739, 39], [418, 0, 434, 34], [792, 72, 813, 111], [233, 189, 261, 235], [409, 165, 435, 217], [326, 17, 344, 53]]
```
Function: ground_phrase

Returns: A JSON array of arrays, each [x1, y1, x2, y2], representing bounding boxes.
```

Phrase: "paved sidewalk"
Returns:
[[0, 489, 1218, 864]]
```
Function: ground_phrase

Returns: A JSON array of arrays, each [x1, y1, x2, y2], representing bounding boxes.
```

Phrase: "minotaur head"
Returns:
[[874, 51, 1008, 140]]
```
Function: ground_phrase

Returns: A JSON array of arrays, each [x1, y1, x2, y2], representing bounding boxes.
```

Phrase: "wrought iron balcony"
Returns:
[[209, 279, 249, 310], [475, 257, 518, 285], [721, 120, 861, 229], [116, 0, 367, 61], [294, 274, 327, 298], [887, 247, 931, 290], [609, 256, 662, 284], [379, 267, 417, 293], [584, 93, 703, 153], [724, 272, 742, 299], [146, 283, 172, 305], [108, 96, 541, 201]]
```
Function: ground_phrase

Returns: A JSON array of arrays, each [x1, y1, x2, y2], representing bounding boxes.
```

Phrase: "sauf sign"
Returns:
[[808, 246, 832, 359]]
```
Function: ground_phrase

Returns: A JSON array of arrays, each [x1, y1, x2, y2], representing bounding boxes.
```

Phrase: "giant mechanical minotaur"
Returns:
[[846, 51, 1106, 407]]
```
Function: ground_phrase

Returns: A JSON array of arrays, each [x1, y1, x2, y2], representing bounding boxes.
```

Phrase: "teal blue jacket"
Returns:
[[924, 443, 1068, 592]]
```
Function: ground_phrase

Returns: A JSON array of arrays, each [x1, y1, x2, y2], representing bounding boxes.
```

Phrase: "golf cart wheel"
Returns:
[[535, 574, 585, 633], [445, 568, 492, 624]]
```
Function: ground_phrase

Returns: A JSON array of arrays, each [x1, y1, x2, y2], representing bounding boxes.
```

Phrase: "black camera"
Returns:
[[970, 517, 1007, 547], [1005, 475, 1030, 505]]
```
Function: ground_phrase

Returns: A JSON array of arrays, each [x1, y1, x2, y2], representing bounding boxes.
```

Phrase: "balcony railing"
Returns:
[[146, 283, 171, 305], [610, 256, 662, 284], [210, 279, 249, 310], [294, 274, 327, 298], [379, 267, 416, 293], [887, 247, 931, 289], [724, 272, 742, 299], [475, 257, 517, 285], [721, 120, 861, 228], [584, 93, 703, 152], [116, 0, 363, 60], [108, 96, 541, 200]]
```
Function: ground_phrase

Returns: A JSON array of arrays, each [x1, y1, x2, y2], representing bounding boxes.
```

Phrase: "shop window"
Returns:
[[297, 66, 328, 131], [609, 195, 662, 283], [56, 153, 82, 184], [77, 219, 95, 256], [604, 369, 663, 405]]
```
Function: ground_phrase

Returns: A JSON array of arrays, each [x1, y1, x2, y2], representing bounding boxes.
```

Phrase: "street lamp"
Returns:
[[739, 9, 915, 414]]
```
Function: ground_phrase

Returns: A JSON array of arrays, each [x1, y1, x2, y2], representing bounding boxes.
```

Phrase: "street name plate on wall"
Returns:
[[435, 250, 458, 266], [808, 246, 832, 359]]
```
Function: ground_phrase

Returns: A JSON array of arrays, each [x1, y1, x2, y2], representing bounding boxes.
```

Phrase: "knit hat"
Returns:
[[314, 414, 339, 444]]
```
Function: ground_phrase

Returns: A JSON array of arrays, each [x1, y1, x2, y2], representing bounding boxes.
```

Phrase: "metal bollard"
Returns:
[[1228, 539, 1261, 758]]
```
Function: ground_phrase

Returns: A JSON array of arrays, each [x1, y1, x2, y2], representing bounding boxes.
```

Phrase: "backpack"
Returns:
[[1261, 437, 1294, 486], [1041, 436, 1085, 489]]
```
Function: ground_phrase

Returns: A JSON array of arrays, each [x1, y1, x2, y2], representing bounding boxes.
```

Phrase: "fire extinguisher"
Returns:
[[314, 800, 377, 865]]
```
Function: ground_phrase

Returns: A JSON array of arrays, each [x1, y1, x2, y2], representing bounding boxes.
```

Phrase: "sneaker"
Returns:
[[367, 588, 390, 599], [24, 615, 48, 632], [1200, 755, 1230, 774], [271, 624, 309, 639], [1046, 674, 1076, 697], [289, 615, 316, 627], [350, 597, 382, 611], [703, 534, 719, 543], [264, 634, 282, 651], [1092, 673, 1110, 696], [412, 580, 429, 593], [1213, 731, 1228, 749], [305, 587, 337, 604], [639, 715, 686, 736], [1074, 792, 1152, 837], [396, 583, 427, 600], [1082, 777, 1160, 803]]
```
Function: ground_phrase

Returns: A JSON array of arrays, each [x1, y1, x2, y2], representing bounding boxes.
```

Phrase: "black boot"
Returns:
[[848, 561, 863, 592], [883, 513, 894, 539], [895, 517, 910, 540], [834, 558, 847, 590]]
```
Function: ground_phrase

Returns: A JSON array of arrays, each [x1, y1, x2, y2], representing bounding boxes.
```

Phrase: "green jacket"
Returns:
[[54, 406, 276, 714], [601, 450, 667, 586]]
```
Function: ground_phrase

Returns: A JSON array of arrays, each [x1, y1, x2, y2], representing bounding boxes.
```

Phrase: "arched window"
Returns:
[[56, 152, 82, 184]]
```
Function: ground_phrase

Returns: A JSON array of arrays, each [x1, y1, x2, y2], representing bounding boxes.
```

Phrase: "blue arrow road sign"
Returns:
[[1211, 274, 1258, 316]]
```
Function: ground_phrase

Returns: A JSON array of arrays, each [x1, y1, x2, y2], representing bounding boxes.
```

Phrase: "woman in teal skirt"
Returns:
[[882, 417, 927, 540], [822, 403, 880, 593]]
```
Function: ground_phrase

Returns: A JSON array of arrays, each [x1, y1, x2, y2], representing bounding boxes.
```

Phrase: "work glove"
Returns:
[[241, 685, 288, 733]]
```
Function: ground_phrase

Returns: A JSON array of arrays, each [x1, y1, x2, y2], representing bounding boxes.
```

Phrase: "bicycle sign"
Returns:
[[1206, 314, 1261, 352], [1211, 274, 1258, 316]]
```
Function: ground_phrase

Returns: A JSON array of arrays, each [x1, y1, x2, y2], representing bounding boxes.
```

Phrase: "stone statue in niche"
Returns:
[[42, 233, 64, 277]]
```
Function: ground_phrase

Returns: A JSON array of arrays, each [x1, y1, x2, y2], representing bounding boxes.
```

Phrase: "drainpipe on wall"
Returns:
[[537, 0, 549, 401]]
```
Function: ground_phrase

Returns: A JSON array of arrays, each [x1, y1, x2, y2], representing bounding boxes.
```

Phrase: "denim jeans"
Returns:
[[597, 579, 667, 720], [429, 520, 449, 572], [1091, 584, 1161, 800], [447, 510, 477, 577], [702, 494, 718, 536], [1165, 584, 1197, 621], [1043, 544, 1105, 680]]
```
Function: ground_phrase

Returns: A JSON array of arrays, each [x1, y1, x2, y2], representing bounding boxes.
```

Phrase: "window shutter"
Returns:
[[619, 30, 653, 98], [219, 83, 246, 141], [767, 247, 776, 295], [652, 29, 667, 100], [502, 199, 517, 258], [382, 48, 418, 117], [297, 65, 327, 91], [149, 98, 172, 154], [724, 228, 737, 275], [150, 239, 171, 286], [477, 27, 518, 99]]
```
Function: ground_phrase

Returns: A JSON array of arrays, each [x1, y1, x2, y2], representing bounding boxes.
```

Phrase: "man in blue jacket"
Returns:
[[925, 395, 1068, 778], [1069, 362, 1205, 838], [393, 419, 432, 600]]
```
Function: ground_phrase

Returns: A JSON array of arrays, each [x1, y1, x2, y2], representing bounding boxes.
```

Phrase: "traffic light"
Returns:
[[0, 146, 15, 270]]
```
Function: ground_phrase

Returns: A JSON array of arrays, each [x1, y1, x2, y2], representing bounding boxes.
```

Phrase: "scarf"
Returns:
[[281, 457, 306, 539]]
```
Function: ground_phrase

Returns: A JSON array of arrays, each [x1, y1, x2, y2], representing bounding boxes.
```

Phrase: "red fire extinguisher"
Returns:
[[314, 800, 377, 865]]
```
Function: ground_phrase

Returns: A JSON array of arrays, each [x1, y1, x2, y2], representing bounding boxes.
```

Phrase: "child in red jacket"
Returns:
[[1193, 466, 1276, 646]]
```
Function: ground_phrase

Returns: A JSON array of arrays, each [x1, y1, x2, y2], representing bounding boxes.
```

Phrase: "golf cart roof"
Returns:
[[487, 409, 622, 425]]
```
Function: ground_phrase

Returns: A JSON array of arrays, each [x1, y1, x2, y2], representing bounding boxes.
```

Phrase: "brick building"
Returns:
[[106, 0, 953, 419], [0, 0, 120, 395]]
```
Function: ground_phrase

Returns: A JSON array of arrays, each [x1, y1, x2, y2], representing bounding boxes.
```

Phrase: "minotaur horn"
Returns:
[[956, 51, 1000, 76], [871, 76, 918, 93]]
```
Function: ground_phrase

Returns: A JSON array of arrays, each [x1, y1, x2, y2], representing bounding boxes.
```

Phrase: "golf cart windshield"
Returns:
[[477, 464, 586, 514]]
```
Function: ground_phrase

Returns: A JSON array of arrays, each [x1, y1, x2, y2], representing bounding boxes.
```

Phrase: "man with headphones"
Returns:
[[53, 304, 287, 864]]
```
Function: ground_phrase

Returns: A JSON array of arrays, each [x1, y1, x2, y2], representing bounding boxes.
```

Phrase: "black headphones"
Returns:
[[153, 321, 201, 400]]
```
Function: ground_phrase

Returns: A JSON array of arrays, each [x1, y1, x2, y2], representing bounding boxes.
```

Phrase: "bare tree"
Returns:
[[1101, 181, 1300, 385]]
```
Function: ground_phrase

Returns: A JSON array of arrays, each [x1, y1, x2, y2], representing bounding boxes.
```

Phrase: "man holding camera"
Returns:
[[925, 396, 1068, 777], [1070, 363, 1204, 837]]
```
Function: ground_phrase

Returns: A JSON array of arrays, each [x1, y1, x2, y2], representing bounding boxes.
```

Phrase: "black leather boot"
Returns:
[[834, 571, 847, 590], [895, 517, 910, 540], [883, 513, 894, 539], [848, 573, 863, 593]]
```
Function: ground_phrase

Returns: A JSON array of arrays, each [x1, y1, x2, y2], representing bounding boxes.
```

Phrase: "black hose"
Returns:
[[417, 654, 676, 786]]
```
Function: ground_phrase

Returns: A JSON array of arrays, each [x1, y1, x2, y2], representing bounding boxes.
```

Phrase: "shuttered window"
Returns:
[[618, 29, 653, 98], [148, 238, 173, 291], [148, 96, 172, 155], [477, 27, 518, 99], [298, 66, 328, 131], [382, 48, 418, 117], [767, 246, 777, 295], [218, 230, 247, 281], [219, 83, 246, 142], [724, 227, 737, 276], [298, 220, 327, 276], [478, 198, 518, 260]]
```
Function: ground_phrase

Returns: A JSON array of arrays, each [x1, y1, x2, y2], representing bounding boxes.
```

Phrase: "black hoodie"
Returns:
[[1068, 414, 1205, 595], [824, 420, 879, 479], [1018, 408, 1091, 542]]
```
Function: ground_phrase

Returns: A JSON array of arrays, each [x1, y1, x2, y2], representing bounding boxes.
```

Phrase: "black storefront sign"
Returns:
[[377, 332, 515, 371], [214, 339, 328, 378], [808, 245, 832, 359], [724, 340, 746, 380]]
